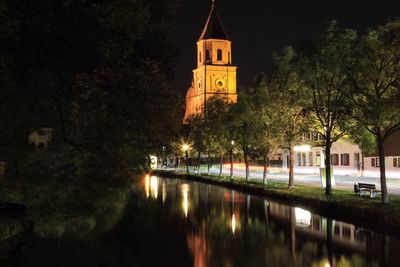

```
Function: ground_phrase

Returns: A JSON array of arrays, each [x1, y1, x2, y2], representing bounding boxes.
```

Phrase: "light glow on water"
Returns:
[[150, 176, 159, 199], [181, 184, 190, 218]]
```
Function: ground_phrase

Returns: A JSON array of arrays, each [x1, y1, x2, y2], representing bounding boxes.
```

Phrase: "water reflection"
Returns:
[[142, 176, 398, 267], [181, 184, 190, 218], [145, 174, 160, 200]]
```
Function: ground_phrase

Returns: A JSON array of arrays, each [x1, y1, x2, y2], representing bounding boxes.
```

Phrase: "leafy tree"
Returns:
[[347, 20, 400, 203], [251, 75, 281, 184], [269, 47, 308, 188], [205, 97, 233, 176], [299, 23, 357, 196], [230, 89, 264, 181], [0, 0, 180, 187]]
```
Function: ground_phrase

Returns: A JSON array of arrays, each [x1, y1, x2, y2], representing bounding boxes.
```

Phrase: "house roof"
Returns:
[[198, 3, 230, 41]]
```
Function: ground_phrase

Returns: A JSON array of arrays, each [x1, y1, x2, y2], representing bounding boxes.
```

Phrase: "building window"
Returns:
[[394, 158, 398, 167], [206, 49, 211, 62], [340, 154, 350, 166], [297, 152, 301, 166], [309, 152, 313, 166], [316, 152, 321, 166], [371, 158, 380, 168], [303, 133, 311, 141], [301, 152, 306, 166], [217, 49, 222, 61], [331, 154, 339, 166], [199, 52, 202, 63]]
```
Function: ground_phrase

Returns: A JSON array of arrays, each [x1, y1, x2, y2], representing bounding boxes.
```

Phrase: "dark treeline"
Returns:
[[0, 0, 183, 241], [181, 20, 400, 204], [0, 0, 182, 184]]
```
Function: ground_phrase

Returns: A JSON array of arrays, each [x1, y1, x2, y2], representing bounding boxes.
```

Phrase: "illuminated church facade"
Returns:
[[183, 1, 237, 123]]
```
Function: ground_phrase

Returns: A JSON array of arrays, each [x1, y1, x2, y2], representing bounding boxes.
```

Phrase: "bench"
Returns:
[[354, 183, 381, 198]]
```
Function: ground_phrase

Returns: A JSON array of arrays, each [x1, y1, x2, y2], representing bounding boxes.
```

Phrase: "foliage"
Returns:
[[298, 22, 358, 196], [346, 19, 400, 203], [0, 0, 180, 185]]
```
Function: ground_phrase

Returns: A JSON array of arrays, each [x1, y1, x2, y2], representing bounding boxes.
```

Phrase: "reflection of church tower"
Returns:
[[183, 1, 237, 123]]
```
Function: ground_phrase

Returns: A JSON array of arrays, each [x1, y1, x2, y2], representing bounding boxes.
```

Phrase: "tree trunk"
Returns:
[[263, 151, 268, 184], [288, 144, 294, 188], [244, 148, 250, 181], [197, 151, 201, 174], [230, 147, 234, 179], [361, 149, 365, 177], [377, 133, 389, 204], [207, 151, 211, 175], [174, 154, 178, 172], [325, 139, 332, 197], [219, 152, 223, 176]]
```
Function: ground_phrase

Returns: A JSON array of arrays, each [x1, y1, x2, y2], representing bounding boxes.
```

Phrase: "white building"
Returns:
[[281, 131, 400, 178]]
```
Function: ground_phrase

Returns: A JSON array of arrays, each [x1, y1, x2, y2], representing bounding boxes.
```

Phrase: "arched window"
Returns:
[[199, 52, 202, 63], [206, 49, 211, 62], [228, 51, 231, 64], [217, 49, 222, 61]]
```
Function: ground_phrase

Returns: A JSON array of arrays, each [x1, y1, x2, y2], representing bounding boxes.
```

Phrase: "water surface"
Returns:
[[4, 175, 400, 267]]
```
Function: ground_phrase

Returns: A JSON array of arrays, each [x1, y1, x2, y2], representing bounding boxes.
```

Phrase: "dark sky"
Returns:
[[173, 0, 400, 94]]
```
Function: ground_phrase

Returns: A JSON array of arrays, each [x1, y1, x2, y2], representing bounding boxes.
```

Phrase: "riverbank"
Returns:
[[152, 170, 400, 235]]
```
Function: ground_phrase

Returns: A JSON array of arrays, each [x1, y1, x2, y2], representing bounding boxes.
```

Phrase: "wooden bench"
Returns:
[[354, 183, 381, 198]]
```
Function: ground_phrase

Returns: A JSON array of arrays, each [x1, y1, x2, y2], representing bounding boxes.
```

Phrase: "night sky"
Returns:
[[173, 0, 400, 95]]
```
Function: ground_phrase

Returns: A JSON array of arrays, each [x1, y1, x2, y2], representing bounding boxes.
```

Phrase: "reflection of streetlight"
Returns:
[[230, 140, 235, 179], [182, 144, 189, 173]]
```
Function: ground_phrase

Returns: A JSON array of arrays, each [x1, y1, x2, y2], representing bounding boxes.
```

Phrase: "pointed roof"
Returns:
[[198, 2, 230, 41]]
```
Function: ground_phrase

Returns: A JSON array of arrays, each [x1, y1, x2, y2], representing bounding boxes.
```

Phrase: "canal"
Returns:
[[4, 175, 400, 267]]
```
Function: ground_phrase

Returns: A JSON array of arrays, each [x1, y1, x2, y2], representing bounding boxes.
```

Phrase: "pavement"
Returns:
[[162, 166, 400, 195]]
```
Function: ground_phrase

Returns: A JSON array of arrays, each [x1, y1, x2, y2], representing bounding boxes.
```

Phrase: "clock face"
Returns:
[[215, 78, 225, 89]]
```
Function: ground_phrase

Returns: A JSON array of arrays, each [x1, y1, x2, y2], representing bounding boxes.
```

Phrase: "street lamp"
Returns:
[[182, 144, 189, 174], [230, 140, 235, 179]]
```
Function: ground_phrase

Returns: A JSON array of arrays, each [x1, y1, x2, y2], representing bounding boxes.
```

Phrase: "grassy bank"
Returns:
[[152, 170, 400, 235]]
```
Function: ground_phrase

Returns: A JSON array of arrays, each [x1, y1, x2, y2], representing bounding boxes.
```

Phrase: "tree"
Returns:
[[204, 97, 233, 176], [299, 22, 357, 196], [230, 89, 264, 181], [269, 47, 308, 188], [347, 20, 400, 203], [251, 75, 281, 184], [0, 0, 180, 185]]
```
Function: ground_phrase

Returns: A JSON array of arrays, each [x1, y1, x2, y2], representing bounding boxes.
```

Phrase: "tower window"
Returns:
[[199, 52, 202, 63], [217, 49, 222, 61], [228, 51, 231, 64], [206, 49, 211, 62]]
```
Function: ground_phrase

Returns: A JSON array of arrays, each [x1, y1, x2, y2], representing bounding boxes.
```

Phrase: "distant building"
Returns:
[[364, 130, 400, 178], [281, 131, 400, 178], [29, 128, 52, 147], [183, 1, 237, 123]]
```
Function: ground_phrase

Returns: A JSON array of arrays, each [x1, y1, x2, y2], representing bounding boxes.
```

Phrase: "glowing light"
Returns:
[[145, 174, 150, 198], [294, 145, 311, 152], [181, 184, 190, 218], [231, 214, 236, 234], [150, 176, 158, 199], [231, 140, 235, 145], [182, 144, 189, 151], [150, 155, 158, 169], [162, 181, 166, 203], [295, 207, 311, 227]]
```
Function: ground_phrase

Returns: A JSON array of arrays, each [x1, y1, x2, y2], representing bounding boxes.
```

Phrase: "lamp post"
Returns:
[[230, 140, 235, 179], [183, 144, 189, 174]]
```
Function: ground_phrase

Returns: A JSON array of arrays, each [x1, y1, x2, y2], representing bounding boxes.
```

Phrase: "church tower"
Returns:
[[183, 0, 237, 123]]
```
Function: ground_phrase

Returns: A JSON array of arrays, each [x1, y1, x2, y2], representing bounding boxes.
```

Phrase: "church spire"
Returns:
[[198, 0, 230, 41]]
